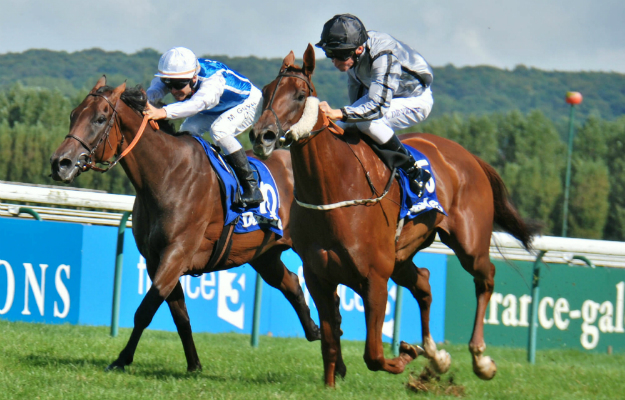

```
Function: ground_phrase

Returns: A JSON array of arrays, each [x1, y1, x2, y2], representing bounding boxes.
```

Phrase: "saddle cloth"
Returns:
[[192, 136, 283, 236], [398, 145, 447, 220]]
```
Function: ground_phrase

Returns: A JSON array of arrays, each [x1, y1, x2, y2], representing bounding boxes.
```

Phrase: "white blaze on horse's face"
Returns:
[[285, 96, 320, 142]]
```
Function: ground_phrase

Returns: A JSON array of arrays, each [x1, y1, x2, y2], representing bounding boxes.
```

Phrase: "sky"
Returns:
[[1, 0, 624, 73]]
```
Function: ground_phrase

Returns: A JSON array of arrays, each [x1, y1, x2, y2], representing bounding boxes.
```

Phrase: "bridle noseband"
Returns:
[[65, 92, 123, 173]]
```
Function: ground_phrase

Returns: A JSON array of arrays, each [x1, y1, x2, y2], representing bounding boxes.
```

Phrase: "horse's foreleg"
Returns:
[[107, 246, 188, 372], [391, 262, 450, 374], [362, 272, 423, 375], [250, 250, 320, 341], [107, 286, 166, 371], [166, 281, 202, 371], [303, 267, 344, 387]]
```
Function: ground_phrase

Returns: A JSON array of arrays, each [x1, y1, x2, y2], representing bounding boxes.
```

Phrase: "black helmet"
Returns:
[[315, 14, 368, 51]]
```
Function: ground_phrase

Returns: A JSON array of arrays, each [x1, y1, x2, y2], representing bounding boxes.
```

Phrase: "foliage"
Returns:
[[2, 48, 625, 122], [1, 49, 624, 241]]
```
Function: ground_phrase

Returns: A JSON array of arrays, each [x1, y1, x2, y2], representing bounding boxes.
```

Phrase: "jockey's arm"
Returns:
[[146, 77, 168, 104], [340, 53, 401, 123], [162, 73, 226, 120]]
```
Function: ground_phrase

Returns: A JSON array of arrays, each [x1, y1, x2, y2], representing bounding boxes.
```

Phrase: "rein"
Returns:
[[65, 92, 157, 173]]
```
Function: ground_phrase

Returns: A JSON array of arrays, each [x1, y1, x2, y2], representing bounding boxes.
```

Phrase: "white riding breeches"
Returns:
[[337, 87, 433, 144], [180, 86, 263, 154]]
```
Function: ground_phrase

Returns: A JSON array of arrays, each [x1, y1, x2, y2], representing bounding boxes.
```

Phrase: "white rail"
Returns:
[[0, 181, 134, 211], [1, 181, 624, 267]]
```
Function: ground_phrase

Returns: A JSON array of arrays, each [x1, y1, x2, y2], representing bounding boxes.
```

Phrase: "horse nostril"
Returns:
[[249, 129, 256, 142], [59, 158, 73, 170], [262, 131, 277, 145]]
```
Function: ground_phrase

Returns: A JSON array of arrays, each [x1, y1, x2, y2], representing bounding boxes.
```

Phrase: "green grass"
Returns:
[[1, 321, 624, 399]]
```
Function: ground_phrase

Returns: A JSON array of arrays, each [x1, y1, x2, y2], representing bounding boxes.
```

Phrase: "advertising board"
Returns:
[[1, 216, 447, 344], [445, 257, 625, 353]]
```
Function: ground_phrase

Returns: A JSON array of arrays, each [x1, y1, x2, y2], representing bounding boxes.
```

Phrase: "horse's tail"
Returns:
[[473, 155, 542, 251]]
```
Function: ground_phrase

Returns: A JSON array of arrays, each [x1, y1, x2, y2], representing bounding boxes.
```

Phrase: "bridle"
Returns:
[[64, 92, 154, 173], [263, 69, 325, 147], [65, 92, 122, 172]]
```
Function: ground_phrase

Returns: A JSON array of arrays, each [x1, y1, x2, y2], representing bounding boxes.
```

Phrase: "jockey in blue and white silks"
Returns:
[[144, 47, 264, 207], [315, 14, 433, 197]]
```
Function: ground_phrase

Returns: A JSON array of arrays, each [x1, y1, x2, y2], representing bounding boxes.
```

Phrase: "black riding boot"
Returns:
[[225, 149, 264, 207], [379, 135, 431, 198]]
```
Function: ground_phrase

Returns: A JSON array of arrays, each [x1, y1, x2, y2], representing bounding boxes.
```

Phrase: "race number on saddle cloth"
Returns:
[[193, 136, 283, 236], [397, 145, 446, 220]]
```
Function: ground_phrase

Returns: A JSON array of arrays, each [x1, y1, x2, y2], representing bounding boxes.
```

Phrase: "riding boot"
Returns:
[[224, 149, 264, 207], [379, 135, 431, 198]]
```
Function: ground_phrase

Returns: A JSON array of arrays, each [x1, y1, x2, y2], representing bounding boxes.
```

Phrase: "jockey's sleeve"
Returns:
[[163, 73, 226, 120], [341, 53, 401, 122], [146, 78, 168, 104]]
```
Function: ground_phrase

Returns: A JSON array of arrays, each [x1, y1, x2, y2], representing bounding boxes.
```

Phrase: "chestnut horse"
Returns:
[[251, 45, 539, 386], [50, 76, 320, 372]]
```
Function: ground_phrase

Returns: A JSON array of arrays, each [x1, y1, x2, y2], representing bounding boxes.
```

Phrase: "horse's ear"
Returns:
[[90, 75, 107, 94], [303, 44, 316, 77], [281, 51, 296, 72], [110, 82, 127, 102]]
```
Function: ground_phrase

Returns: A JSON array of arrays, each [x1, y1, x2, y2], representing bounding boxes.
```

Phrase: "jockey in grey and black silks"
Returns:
[[342, 31, 433, 123], [316, 14, 434, 198]]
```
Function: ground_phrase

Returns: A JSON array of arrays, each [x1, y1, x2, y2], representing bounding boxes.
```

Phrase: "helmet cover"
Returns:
[[155, 47, 199, 79], [315, 14, 368, 51]]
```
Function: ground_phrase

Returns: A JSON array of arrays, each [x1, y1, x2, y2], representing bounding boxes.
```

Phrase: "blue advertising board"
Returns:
[[0, 218, 82, 324], [1, 216, 447, 345]]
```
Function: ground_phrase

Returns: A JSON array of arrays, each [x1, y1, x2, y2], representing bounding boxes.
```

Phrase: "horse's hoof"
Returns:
[[187, 363, 203, 373], [399, 341, 424, 360], [473, 356, 497, 380], [335, 359, 347, 379], [430, 349, 451, 374], [105, 362, 125, 372], [307, 325, 322, 342]]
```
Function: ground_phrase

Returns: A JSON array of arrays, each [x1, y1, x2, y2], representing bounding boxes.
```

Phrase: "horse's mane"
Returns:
[[96, 85, 178, 135]]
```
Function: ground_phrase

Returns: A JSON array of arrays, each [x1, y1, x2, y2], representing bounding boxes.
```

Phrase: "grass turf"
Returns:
[[1, 320, 623, 399]]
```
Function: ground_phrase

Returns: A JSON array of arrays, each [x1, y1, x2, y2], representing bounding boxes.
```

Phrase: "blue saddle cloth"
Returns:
[[192, 136, 283, 236], [397, 145, 447, 221]]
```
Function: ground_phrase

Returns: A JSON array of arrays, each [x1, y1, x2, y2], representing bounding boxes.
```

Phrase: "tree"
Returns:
[[603, 117, 625, 240], [568, 159, 610, 239], [497, 110, 565, 233]]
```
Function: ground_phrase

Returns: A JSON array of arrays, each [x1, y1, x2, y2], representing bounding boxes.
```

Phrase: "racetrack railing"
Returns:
[[2, 180, 624, 268]]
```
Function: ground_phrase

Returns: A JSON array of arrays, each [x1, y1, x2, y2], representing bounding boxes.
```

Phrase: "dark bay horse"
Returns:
[[251, 45, 539, 386], [50, 76, 320, 372]]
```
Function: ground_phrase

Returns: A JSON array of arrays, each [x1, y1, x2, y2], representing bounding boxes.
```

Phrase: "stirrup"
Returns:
[[240, 186, 264, 208], [407, 166, 431, 198]]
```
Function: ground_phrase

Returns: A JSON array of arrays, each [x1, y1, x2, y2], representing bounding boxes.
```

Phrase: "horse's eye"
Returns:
[[96, 116, 107, 124], [297, 94, 306, 102]]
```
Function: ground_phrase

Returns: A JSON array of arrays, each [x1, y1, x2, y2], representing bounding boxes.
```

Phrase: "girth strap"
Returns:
[[195, 217, 238, 275]]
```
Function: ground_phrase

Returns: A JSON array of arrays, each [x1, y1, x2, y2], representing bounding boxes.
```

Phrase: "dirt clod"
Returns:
[[405, 366, 465, 397]]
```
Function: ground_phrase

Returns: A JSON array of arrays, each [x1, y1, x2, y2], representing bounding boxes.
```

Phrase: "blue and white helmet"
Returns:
[[155, 47, 200, 79]]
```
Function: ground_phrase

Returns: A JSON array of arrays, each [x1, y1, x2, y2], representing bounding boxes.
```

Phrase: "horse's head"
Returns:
[[50, 76, 127, 183], [251, 44, 318, 159]]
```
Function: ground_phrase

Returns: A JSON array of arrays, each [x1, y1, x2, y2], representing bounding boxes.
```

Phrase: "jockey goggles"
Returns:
[[324, 48, 356, 62], [160, 77, 192, 91]]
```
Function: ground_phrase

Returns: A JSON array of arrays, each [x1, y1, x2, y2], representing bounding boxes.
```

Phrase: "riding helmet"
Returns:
[[155, 47, 200, 79], [315, 14, 369, 51]]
